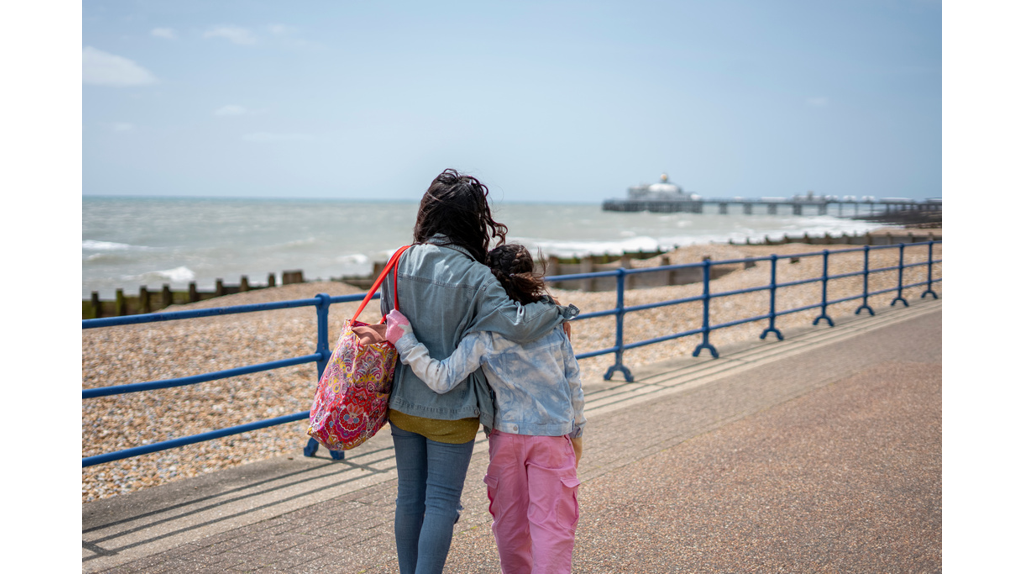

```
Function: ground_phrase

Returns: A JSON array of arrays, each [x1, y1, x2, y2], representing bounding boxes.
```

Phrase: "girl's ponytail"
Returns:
[[485, 245, 549, 305]]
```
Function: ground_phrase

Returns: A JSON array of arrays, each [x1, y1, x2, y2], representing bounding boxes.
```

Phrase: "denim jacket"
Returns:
[[393, 325, 586, 438], [379, 236, 576, 428]]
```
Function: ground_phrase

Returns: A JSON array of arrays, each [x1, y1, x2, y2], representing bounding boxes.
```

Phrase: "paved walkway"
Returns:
[[83, 299, 942, 573]]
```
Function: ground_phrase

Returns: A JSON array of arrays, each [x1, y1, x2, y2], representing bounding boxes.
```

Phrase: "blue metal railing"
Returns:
[[82, 240, 941, 467]]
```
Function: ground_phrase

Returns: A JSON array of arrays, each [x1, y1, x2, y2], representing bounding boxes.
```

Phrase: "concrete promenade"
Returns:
[[83, 299, 941, 573]]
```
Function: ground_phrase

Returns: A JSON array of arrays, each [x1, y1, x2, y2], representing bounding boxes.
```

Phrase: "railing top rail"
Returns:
[[543, 239, 941, 282], [82, 291, 388, 330], [82, 297, 322, 329]]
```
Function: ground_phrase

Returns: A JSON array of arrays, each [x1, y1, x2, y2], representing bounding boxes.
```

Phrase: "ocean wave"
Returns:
[[281, 237, 317, 248], [146, 266, 196, 282], [514, 220, 888, 259], [517, 236, 664, 258], [336, 253, 369, 265], [83, 240, 148, 251], [86, 252, 128, 262]]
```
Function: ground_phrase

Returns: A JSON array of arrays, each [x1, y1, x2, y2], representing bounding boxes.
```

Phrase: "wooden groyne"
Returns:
[[82, 229, 941, 318], [542, 252, 739, 292], [850, 209, 941, 228], [82, 271, 305, 319], [737, 229, 941, 247]]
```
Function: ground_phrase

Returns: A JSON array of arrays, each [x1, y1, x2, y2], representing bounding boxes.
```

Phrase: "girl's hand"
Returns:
[[548, 296, 572, 340], [570, 436, 583, 469], [385, 309, 413, 345]]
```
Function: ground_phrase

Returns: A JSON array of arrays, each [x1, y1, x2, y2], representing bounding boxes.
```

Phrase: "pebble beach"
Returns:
[[82, 235, 941, 503]]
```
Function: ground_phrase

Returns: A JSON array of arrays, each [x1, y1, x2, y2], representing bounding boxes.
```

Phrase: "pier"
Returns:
[[603, 174, 941, 217], [602, 197, 942, 217]]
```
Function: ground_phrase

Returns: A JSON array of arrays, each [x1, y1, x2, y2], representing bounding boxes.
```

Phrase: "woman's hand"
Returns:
[[570, 436, 583, 469], [385, 309, 414, 345]]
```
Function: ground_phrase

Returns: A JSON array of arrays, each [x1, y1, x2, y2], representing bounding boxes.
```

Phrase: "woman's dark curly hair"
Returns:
[[485, 244, 549, 305], [414, 169, 508, 263]]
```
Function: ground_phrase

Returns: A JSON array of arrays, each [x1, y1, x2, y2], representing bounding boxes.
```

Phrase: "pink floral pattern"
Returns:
[[307, 319, 398, 451]]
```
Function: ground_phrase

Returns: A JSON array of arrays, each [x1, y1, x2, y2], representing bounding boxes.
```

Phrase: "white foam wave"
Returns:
[[152, 266, 196, 282], [515, 216, 890, 259], [86, 253, 126, 262], [83, 240, 146, 251], [336, 253, 369, 265], [521, 236, 664, 258]]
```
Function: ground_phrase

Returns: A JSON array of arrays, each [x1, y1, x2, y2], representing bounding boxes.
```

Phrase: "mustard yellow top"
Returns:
[[388, 409, 480, 444]]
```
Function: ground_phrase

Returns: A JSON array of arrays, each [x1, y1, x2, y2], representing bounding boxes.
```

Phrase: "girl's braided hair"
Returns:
[[485, 244, 549, 305], [414, 168, 508, 263]]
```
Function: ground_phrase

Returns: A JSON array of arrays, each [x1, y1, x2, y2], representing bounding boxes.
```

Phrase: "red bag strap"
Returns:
[[352, 245, 412, 322]]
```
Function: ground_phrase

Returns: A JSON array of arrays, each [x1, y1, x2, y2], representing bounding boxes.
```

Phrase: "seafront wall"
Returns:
[[81, 229, 940, 318]]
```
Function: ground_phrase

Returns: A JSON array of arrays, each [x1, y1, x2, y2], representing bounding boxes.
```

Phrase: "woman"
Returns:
[[379, 169, 574, 574]]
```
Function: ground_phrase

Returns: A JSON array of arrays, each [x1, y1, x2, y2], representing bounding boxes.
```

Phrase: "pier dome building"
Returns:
[[627, 173, 694, 200]]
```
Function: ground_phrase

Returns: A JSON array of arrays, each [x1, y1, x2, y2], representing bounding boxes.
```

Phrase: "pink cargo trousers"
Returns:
[[484, 429, 581, 574]]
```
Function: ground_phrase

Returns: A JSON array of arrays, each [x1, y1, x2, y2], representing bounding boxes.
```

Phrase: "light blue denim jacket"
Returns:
[[379, 236, 577, 428], [393, 325, 587, 438]]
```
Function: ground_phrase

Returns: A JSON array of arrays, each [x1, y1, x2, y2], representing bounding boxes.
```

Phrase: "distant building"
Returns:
[[627, 173, 698, 201]]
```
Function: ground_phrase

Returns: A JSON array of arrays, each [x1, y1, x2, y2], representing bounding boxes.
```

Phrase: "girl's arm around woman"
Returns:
[[386, 309, 489, 395]]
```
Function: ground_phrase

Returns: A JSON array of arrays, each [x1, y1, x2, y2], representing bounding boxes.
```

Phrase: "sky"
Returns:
[[81, 0, 942, 202]]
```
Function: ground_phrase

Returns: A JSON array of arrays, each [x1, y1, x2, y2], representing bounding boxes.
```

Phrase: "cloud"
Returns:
[[214, 105, 248, 116], [150, 28, 176, 40], [112, 122, 135, 132], [242, 132, 313, 143], [806, 97, 829, 107], [204, 26, 257, 45], [83, 46, 158, 86], [268, 24, 297, 36]]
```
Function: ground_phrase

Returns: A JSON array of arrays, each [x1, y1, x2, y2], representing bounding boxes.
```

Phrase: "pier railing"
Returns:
[[82, 240, 941, 467]]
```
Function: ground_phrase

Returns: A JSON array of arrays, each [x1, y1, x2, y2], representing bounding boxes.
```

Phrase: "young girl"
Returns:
[[386, 244, 585, 574]]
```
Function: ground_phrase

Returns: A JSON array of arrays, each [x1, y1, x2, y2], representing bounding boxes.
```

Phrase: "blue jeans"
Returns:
[[390, 423, 475, 574]]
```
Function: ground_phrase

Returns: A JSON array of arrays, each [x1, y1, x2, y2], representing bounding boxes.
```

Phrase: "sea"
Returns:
[[82, 196, 889, 299]]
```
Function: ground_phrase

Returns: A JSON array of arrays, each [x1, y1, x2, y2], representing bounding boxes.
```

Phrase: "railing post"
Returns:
[[306, 293, 343, 459], [921, 241, 938, 299], [855, 245, 875, 316], [760, 255, 783, 340], [692, 259, 719, 358], [890, 243, 909, 307], [314, 293, 332, 378], [603, 268, 634, 382], [813, 250, 835, 326]]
